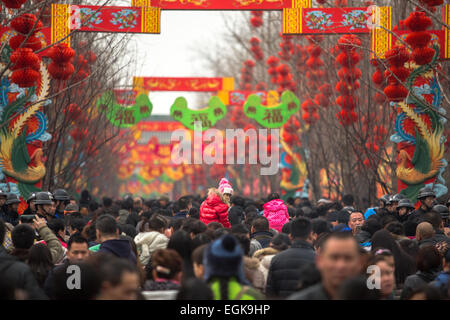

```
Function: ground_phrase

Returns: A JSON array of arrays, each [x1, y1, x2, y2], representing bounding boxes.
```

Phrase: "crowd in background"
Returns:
[[0, 177, 450, 300]]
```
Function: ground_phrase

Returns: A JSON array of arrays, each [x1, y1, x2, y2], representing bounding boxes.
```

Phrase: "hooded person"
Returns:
[[203, 234, 263, 300], [199, 188, 231, 228], [263, 193, 289, 233]]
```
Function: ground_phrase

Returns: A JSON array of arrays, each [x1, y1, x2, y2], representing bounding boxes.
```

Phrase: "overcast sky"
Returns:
[[129, 11, 240, 115]]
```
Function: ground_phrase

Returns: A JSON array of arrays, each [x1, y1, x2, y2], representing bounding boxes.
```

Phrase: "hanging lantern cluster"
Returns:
[[250, 11, 263, 28], [335, 34, 362, 126], [371, 59, 387, 104], [302, 36, 326, 124], [47, 43, 76, 80], [266, 55, 280, 85], [404, 10, 435, 65], [250, 37, 264, 61], [305, 36, 325, 90], [276, 63, 296, 93], [282, 117, 301, 147], [301, 98, 318, 125], [9, 14, 43, 88], [383, 45, 410, 102], [279, 34, 294, 61], [239, 59, 255, 91], [2, 0, 26, 9]]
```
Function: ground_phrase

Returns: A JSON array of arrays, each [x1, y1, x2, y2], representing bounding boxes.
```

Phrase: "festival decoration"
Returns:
[[243, 90, 300, 128], [145, 0, 294, 10], [335, 34, 362, 126], [49, 4, 161, 46], [170, 96, 227, 131], [250, 10, 264, 28], [96, 90, 152, 128], [388, 4, 448, 202], [47, 43, 76, 80], [250, 37, 264, 61], [134, 77, 235, 92], [240, 60, 256, 91], [0, 59, 51, 200]]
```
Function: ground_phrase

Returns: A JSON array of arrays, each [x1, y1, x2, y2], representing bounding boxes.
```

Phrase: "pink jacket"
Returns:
[[263, 199, 289, 233]]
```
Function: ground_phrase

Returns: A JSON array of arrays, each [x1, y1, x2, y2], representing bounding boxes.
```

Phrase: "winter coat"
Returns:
[[228, 205, 244, 226], [173, 211, 188, 220], [288, 283, 331, 300], [243, 256, 266, 293], [209, 276, 264, 300], [0, 245, 47, 299], [266, 239, 316, 298], [98, 239, 137, 264], [36, 225, 65, 264], [0, 209, 19, 226], [251, 231, 274, 249], [430, 271, 450, 298], [418, 238, 437, 248], [252, 247, 279, 292], [117, 209, 130, 225], [433, 230, 450, 245], [134, 231, 169, 266], [355, 230, 372, 247], [126, 211, 140, 227], [199, 193, 230, 228], [263, 199, 289, 233], [400, 269, 440, 300], [249, 239, 262, 257]]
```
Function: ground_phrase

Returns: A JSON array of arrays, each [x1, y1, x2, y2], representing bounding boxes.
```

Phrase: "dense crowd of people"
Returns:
[[0, 178, 449, 300]]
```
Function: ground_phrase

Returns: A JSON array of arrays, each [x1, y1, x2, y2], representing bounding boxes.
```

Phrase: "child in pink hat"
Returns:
[[218, 178, 233, 205]]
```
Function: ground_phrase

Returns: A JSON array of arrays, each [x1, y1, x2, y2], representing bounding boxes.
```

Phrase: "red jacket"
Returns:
[[199, 193, 230, 228]]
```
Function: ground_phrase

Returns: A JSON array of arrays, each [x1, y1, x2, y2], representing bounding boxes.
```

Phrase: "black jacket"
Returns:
[[0, 209, 19, 226], [288, 283, 330, 300], [251, 231, 273, 249], [407, 207, 428, 225], [98, 239, 137, 264], [266, 239, 315, 298], [418, 238, 436, 248], [355, 230, 372, 245], [433, 229, 450, 245], [228, 205, 244, 226], [0, 246, 47, 299], [126, 211, 140, 227], [400, 269, 439, 300]]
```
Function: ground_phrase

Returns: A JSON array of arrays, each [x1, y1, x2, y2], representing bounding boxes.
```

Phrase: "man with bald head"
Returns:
[[416, 222, 436, 248]]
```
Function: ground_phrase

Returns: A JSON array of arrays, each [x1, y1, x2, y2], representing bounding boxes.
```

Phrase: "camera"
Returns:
[[20, 215, 35, 224]]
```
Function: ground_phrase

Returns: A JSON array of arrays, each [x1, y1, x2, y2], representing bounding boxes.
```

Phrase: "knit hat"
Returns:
[[218, 178, 233, 195], [203, 234, 249, 284]]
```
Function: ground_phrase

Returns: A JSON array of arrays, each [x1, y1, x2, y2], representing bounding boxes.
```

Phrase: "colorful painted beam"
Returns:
[[51, 3, 160, 46], [133, 77, 235, 92], [133, 0, 309, 10], [283, 5, 450, 60]]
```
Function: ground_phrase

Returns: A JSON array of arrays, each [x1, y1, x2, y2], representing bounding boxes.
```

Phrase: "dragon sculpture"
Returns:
[[391, 41, 447, 202]]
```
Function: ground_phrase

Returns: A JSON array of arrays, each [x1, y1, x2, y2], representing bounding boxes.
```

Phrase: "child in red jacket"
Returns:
[[199, 188, 231, 228]]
